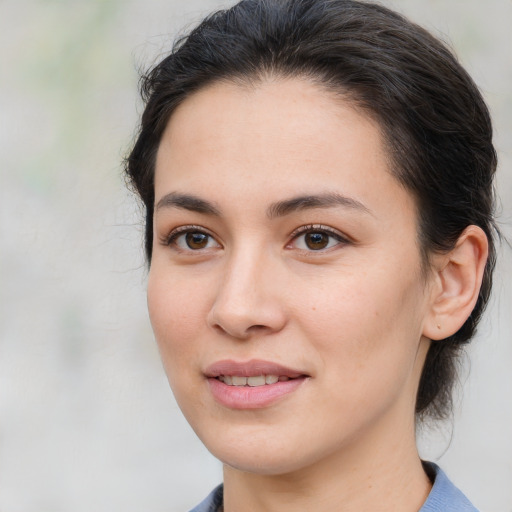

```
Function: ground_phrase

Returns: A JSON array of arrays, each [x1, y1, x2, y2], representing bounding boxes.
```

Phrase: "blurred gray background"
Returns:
[[1, 1, 511, 511]]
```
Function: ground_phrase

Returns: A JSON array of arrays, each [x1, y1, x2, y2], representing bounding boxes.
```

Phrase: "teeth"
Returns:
[[265, 375, 279, 384], [231, 376, 248, 386], [218, 374, 286, 387], [247, 376, 266, 387]]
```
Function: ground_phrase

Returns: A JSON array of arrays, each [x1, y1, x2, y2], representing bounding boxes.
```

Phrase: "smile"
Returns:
[[217, 375, 292, 386], [205, 359, 309, 409]]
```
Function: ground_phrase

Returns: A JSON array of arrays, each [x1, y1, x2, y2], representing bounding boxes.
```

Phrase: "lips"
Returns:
[[218, 374, 290, 386], [204, 359, 309, 409], [204, 359, 305, 379]]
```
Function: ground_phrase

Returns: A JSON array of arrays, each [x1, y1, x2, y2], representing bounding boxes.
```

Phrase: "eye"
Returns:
[[166, 227, 221, 251], [289, 225, 347, 251]]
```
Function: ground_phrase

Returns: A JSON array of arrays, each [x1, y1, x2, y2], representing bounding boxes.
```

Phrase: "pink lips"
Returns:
[[205, 359, 308, 409]]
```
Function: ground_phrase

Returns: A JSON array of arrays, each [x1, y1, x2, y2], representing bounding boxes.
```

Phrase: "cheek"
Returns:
[[147, 269, 210, 363], [296, 264, 426, 387], [146, 268, 214, 416]]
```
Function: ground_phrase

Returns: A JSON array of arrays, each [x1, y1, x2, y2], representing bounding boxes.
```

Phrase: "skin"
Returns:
[[147, 78, 488, 511]]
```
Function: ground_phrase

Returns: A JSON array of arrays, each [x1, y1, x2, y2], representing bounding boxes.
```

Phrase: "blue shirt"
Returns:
[[189, 463, 478, 512]]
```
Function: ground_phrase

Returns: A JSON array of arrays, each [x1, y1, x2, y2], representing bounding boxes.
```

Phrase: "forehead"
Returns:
[[154, 77, 415, 223], [160, 77, 380, 147]]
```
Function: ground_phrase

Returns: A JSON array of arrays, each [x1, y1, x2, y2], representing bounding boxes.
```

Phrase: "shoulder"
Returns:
[[188, 484, 223, 512], [420, 462, 479, 512]]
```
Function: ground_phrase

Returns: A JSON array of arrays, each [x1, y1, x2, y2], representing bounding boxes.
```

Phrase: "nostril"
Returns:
[[249, 325, 268, 331], [211, 322, 270, 339]]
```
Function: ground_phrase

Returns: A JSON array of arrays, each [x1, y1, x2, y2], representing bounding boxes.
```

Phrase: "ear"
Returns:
[[423, 226, 489, 341]]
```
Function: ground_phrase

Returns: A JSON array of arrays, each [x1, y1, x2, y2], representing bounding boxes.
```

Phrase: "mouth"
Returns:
[[204, 358, 307, 381], [216, 375, 302, 388], [204, 359, 309, 409], [216, 374, 295, 386]]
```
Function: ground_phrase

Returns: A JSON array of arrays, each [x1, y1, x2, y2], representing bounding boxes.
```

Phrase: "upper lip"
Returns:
[[204, 359, 307, 378]]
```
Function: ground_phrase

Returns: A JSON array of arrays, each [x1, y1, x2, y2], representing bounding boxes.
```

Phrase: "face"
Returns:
[[148, 78, 433, 475]]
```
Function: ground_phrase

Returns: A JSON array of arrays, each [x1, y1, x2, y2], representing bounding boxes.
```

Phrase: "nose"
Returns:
[[207, 247, 288, 340]]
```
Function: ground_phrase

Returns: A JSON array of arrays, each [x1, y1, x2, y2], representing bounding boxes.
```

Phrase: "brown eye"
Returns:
[[167, 228, 221, 251], [185, 232, 210, 249], [305, 232, 329, 250], [289, 225, 347, 252]]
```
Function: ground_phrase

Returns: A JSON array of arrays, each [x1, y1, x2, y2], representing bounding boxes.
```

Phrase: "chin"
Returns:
[[216, 449, 307, 476], [198, 427, 325, 476]]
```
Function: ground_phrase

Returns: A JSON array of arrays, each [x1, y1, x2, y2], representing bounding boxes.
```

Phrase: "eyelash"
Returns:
[[287, 224, 350, 252], [161, 224, 350, 253], [162, 225, 220, 251]]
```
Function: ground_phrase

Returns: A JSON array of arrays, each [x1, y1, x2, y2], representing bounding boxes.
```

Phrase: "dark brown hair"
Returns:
[[125, 0, 498, 420]]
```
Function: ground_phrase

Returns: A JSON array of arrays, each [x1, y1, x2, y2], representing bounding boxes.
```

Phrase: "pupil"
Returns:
[[306, 232, 328, 250], [186, 232, 208, 249]]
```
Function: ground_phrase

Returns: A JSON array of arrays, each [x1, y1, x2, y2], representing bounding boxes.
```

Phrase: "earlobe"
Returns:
[[423, 226, 488, 341]]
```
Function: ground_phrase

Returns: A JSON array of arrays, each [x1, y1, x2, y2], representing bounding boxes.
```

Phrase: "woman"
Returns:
[[125, 1, 497, 510]]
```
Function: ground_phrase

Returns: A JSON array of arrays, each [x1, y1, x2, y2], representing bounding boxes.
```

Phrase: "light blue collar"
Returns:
[[420, 462, 478, 511], [190, 462, 478, 512]]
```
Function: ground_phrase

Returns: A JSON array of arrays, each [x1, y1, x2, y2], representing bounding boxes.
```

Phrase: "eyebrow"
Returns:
[[266, 193, 372, 219], [154, 191, 372, 218], [155, 192, 221, 216]]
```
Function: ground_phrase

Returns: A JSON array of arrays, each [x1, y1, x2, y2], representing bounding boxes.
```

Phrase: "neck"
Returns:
[[223, 412, 431, 512]]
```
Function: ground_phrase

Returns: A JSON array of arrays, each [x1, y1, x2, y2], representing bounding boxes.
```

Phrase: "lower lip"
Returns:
[[207, 377, 307, 409]]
